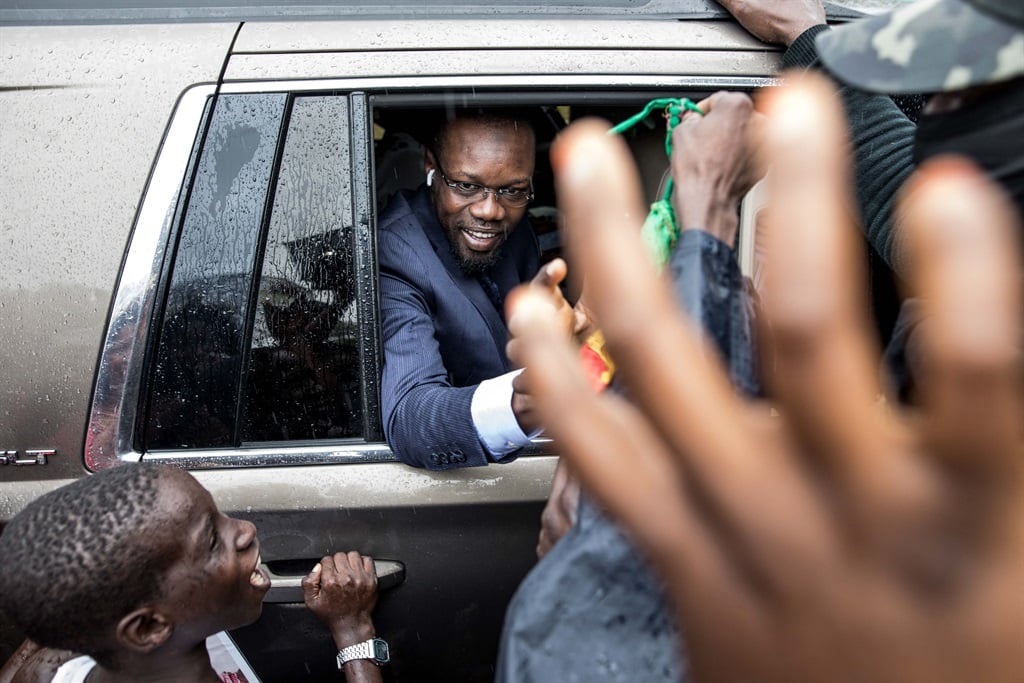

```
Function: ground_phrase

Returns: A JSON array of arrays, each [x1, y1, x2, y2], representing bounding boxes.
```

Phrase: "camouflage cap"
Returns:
[[816, 0, 1024, 94]]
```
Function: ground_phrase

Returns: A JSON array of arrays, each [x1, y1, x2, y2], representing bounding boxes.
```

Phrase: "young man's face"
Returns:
[[427, 118, 535, 274], [154, 470, 271, 639]]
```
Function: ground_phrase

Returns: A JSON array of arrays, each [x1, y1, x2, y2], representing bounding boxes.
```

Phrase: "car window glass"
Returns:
[[146, 94, 287, 450], [242, 95, 363, 442]]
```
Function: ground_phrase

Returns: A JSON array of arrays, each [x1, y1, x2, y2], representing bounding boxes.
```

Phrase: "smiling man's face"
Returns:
[[427, 117, 535, 274]]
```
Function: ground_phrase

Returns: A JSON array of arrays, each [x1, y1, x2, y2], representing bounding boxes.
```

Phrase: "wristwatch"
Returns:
[[336, 637, 390, 668]]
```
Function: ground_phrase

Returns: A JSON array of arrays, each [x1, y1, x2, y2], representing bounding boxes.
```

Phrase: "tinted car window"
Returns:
[[146, 93, 366, 451], [146, 94, 287, 449]]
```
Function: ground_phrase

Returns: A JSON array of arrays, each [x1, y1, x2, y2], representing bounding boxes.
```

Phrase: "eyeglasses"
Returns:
[[433, 160, 534, 208]]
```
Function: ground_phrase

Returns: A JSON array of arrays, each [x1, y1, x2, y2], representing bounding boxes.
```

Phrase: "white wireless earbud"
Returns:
[[426, 169, 436, 187]]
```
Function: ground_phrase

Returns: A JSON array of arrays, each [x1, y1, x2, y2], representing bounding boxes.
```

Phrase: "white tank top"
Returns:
[[51, 655, 97, 683]]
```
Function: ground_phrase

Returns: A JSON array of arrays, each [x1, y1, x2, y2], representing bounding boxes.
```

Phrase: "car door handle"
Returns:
[[260, 559, 405, 603]]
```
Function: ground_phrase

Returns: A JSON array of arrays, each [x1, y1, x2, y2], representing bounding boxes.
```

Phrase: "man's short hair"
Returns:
[[0, 462, 177, 664], [431, 107, 537, 161]]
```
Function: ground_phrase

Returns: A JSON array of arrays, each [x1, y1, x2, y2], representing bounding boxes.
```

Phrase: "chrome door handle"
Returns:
[[261, 559, 405, 603]]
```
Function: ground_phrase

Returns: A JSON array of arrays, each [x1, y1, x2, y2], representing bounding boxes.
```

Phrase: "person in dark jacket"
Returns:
[[719, 0, 1024, 400], [377, 108, 576, 469]]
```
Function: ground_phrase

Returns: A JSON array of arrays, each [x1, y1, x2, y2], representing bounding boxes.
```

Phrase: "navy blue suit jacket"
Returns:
[[378, 187, 540, 469]]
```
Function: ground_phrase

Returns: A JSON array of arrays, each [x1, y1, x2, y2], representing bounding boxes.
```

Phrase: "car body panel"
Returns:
[[228, 18, 778, 80], [232, 17, 770, 52], [0, 0, 872, 24], [0, 23, 236, 483]]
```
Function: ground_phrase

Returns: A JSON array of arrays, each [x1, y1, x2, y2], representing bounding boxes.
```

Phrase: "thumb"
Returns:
[[302, 562, 323, 600], [530, 257, 567, 291]]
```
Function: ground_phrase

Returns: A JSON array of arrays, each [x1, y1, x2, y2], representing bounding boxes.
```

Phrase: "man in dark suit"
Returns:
[[378, 109, 561, 469]]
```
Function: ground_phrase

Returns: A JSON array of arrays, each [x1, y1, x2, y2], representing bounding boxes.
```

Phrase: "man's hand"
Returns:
[[303, 551, 378, 648], [671, 91, 764, 247], [528, 257, 574, 336], [506, 73, 1024, 683], [717, 0, 826, 46], [507, 257, 573, 434]]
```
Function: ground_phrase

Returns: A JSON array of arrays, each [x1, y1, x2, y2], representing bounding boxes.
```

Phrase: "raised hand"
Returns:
[[671, 90, 765, 247], [505, 72, 1024, 683]]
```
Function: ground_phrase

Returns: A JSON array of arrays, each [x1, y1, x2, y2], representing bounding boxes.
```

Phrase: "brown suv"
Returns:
[[0, 1, 873, 679]]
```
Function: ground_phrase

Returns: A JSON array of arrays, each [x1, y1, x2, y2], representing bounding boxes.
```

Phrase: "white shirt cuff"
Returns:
[[471, 369, 539, 459]]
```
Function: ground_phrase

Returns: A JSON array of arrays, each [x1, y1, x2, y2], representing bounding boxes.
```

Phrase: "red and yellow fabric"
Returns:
[[579, 330, 615, 393]]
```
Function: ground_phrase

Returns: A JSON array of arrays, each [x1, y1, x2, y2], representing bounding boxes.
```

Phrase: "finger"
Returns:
[[899, 157, 1023, 470], [360, 554, 376, 578], [744, 109, 769, 183], [571, 299, 594, 340], [673, 92, 717, 133], [552, 118, 765, 510], [530, 257, 567, 291], [301, 561, 323, 596], [301, 565, 321, 585], [506, 336, 526, 369], [758, 72, 889, 484], [536, 530, 552, 560], [333, 551, 352, 570], [507, 287, 738, 603], [345, 550, 372, 585], [692, 90, 728, 115], [510, 364, 530, 394], [672, 109, 703, 151]]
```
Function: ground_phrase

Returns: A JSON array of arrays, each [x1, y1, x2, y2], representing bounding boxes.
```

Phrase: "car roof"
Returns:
[[0, 0, 865, 25]]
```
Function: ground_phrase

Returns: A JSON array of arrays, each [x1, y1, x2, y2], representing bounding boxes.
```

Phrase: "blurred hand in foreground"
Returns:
[[535, 457, 582, 559], [506, 73, 1024, 683], [511, 257, 573, 435]]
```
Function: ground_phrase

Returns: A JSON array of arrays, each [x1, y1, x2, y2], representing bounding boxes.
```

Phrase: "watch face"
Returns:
[[373, 639, 391, 663]]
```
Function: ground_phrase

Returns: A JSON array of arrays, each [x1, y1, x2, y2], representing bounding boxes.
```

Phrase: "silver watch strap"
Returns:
[[336, 636, 389, 667], [336, 638, 376, 667]]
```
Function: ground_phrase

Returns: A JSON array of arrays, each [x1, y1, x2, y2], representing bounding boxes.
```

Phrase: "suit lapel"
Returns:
[[411, 189, 510, 364], [490, 235, 525, 301]]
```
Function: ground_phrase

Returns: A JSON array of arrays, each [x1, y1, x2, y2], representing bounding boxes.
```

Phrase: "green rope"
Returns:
[[608, 98, 703, 269]]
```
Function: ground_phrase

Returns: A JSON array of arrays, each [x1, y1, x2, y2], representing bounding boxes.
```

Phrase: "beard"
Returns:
[[444, 217, 510, 275], [451, 238, 505, 275]]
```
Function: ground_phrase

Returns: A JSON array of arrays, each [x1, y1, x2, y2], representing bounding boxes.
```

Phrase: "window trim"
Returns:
[[349, 92, 386, 442], [218, 74, 775, 96], [86, 83, 214, 471]]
